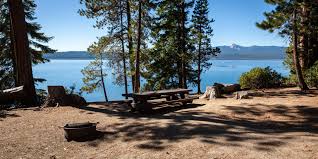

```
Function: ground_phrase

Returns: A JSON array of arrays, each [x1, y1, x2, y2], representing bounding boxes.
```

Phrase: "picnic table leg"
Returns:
[[134, 99, 152, 113], [179, 93, 189, 106], [131, 100, 137, 112], [180, 93, 185, 99]]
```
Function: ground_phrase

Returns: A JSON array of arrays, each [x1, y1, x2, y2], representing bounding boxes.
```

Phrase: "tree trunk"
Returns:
[[177, 61, 183, 88], [181, 1, 187, 89], [9, 23, 17, 86], [293, 9, 309, 91], [99, 53, 108, 102], [134, 0, 142, 93], [300, 1, 310, 69], [197, 38, 202, 94], [8, 0, 37, 105], [126, 0, 135, 93], [120, 1, 128, 99]]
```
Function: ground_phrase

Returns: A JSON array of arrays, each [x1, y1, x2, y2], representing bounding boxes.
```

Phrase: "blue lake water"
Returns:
[[33, 60, 290, 102]]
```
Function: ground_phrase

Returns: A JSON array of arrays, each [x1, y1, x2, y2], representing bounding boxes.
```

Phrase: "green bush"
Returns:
[[285, 61, 318, 88], [304, 61, 318, 88], [239, 67, 285, 89]]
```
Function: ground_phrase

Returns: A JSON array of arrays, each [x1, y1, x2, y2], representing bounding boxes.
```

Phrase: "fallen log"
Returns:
[[0, 86, 25, 104]]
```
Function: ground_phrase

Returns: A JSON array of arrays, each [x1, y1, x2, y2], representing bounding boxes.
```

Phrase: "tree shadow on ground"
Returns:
[[76, 91, 318, 152]]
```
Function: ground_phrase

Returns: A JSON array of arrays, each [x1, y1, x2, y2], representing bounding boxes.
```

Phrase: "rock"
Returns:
[[42, 86, 87, 107], [200, 86, 221, 100], [213, 83, 241, 94], [235, 91, 250, 99], [65, 94, 87, 107], [223, 84, 241, 94]]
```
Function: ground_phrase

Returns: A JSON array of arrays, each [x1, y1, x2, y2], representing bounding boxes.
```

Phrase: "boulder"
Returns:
[[235, 91, 250, 99], [65, 94, 87, 107], [213, 83, 241, 94], [223, 84, 241, 94], [42, 86, 87, 107]]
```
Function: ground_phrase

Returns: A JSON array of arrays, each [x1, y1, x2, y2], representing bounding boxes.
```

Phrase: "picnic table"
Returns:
[[122, 89, 196, 112]]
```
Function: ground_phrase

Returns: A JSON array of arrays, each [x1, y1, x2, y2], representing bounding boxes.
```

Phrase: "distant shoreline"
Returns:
[[45, 58, 285, 61], [44, 45, 286, 61]]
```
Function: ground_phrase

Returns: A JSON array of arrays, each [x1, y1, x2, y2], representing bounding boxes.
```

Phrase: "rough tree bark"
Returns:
[[293, 9, 309, 91], [99, 53, 108, 102], [120, 1, 128, 98], [134, 0, 142, 93], [181, 1, 187, 89], [197, 25, 202, 94], [126, 0, 135, 92], [8, 0, 37, 105], [299, 0, 310, 69]]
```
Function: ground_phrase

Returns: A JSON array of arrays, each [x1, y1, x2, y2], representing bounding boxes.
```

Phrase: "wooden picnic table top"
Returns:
[[123, 89, 192, 98]]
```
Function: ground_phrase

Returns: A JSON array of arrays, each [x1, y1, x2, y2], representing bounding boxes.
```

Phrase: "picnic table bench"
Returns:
[[122, 89, 196, 112]]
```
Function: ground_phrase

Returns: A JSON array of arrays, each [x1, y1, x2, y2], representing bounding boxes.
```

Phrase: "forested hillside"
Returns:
[[45, 45, 286, 60]]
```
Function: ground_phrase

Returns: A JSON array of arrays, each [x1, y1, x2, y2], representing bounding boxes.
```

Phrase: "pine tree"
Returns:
[[134, 0, 142, 93], [80, 0, 153, 94], [292, 9, 308, 90], [256, 0, 314, 90], [79, 0, 130, 96], [144, 0, 194, 90], [191, 0, 220, 94], [0, 0, 55, 90], [81, 37, 111, 102]]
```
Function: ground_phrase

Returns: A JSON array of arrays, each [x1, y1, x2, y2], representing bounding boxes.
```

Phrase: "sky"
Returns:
[[34, 0, 289, 52]]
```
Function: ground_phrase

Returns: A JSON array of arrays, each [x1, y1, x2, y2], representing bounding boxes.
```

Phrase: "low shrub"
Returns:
[[285, 61, 318, 88], [304, 62, 318, 88], [239, 67, 285, 89]]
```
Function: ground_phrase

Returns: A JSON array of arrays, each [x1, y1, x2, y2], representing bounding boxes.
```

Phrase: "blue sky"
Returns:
[[34, 0, 289, 52]]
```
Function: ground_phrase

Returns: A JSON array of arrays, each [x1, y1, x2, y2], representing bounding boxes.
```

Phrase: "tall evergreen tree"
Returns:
[[79, 0, 131, 96], [80, 0, 153, 94], [292, 9, 308, 90], [191, 0, 220, 94], [7, 0, 36, 104], [81, 37, 111, 102], [134, 0, 142, 93], [133, 0, 154, 92], [256, 0, 316, 90], [144, 0, 194, 90], [0, 0, 55, 90]]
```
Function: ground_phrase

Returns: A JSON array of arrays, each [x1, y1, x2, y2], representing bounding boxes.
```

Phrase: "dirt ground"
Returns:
[[1, 87, 318, 159]]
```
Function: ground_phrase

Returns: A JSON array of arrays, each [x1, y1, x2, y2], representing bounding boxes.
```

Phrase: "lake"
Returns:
[[33, 60, 290, 102]]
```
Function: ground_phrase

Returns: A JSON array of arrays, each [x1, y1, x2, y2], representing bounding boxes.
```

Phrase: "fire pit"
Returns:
[[63, 122, 98, 142]]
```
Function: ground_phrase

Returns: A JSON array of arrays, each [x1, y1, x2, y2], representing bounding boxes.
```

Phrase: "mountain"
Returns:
[[45, 45, 286, 60], [215, 44, 286, 60], [44, 51, 94, 60]]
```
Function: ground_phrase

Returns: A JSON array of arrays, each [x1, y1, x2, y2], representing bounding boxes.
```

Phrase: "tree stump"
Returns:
[[48, 86, 66, 98], [200, 86, 221, 100], [42, 86, 87, 107]]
